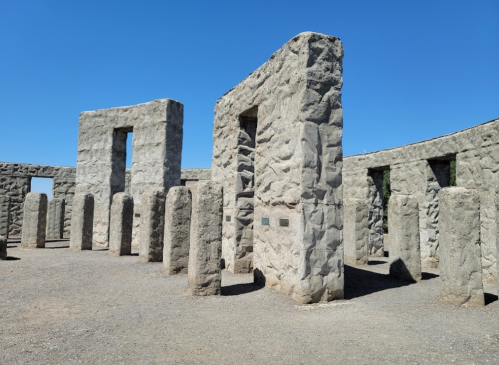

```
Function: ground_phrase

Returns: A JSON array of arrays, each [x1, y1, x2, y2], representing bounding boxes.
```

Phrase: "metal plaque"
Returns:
[[226, 215, 231, 222], [279, 219, 289, 227], [261, 218, 270, 226]]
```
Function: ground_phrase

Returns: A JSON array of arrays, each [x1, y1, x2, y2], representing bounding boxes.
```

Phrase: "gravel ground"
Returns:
[[1, 239, 498, 365]]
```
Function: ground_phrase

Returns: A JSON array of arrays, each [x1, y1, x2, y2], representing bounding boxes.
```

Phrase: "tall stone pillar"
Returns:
[[163, 187, 192, 274], [139, 191, 165, 262], [188, 182, 223, 296], [70, 193, 94, 251], [344, 199, 369, 266], [21, 193, 47, 249], [109, 193, 134, 256], [439, 187, 484, 306], [388, 194, 421, 281], [0, 196, 10, 239], [47, 198, 65, 239]]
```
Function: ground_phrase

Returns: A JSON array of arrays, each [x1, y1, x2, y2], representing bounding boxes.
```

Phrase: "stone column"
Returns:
[[21, 193, 47, 249], [439, 187, 484, 306], [163, 187, 192, 274], [0, 235, 6, 260], [0, 196, 11, 239], [70, 193, 94, 251], [47, 198, 65, 239], [139, 191, 165, 262], [344, 199, 369, 266], [109, 193, 134, 256], [188, 181, 223, 295], [388, 194, 422, 281]]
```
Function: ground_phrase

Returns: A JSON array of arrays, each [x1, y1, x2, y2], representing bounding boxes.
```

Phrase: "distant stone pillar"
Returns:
[[109, 193, 134, 256], [0, 235, 6, 260], [344, 199, 369, 266], [163, 187, 192, 274], [0, 196, 11, 239], [47, 198, 65, 239], [439, 187, 484, 306], [139, 191, 165, 262], [388, 194, 422, 281], [21, 193, 48, 249], [70, 193, 94, 251], [188, 181, 223, 296]]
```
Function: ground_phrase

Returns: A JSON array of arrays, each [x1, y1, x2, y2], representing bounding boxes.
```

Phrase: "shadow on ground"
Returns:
[[5, 256, 21, 261], [221, 282, 264, 296], [485, 293, 498, 305]]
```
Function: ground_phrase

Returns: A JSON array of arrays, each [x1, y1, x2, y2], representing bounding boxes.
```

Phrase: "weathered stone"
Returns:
[[367, 169, 385, 257], [109, 193, 134, 256], [212, 32, 344, 303], [70, 193, 94, 251], [163, 187, 191, 274], [344, 199, 369, 266], [47, 198, 65, 239], [75, 99, 183, 247], [0, 195, 11, 238], [388, 195, 422, 281], [188, 181, 223, 295], [439, 187, 484, 306], [20, 193, 47, 249], [139, 191, 165, 262], [0, 235, 6, 260]]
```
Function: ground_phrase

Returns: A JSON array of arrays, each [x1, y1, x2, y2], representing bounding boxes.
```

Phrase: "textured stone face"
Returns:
[[0, 235, 6, 260], [212, 32, 344, 303], [21, 193, 47, 249], [76, 98, 183, 247], [109, 193, 134, 256], [47, 198, 65, 239], [388, 195, 422, 281], [0, 195, 11, 239], [344, 199, 368, 266], [139, 191, 165, 262], [70, 193, 94, 251], [367, 170, 384, 257], [439, 187, 484, 306], [163, 187, 192, 274], [188, 181, 223, 296]]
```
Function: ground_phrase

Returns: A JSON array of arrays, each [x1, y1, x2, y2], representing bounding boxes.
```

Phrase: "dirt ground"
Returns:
[[1, 239, 498, 365]]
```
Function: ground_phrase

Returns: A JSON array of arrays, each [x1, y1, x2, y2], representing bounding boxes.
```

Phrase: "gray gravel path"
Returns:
[[1, 239, 497, 365]]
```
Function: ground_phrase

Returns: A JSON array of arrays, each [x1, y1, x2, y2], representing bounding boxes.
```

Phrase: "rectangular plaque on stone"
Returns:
[[262, 218, 269, 226], [226, 215, 231, 222], [135, 213, 140, 218], [279, 219, 289, 227]]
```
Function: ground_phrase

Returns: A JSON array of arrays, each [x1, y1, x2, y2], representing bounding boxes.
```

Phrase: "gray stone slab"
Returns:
[[47, 198, 65, 239], [0, 195, 11, 239], [0, 235, 6, 260], [388, 194, 422, 281], [344, 199, 369, 266], [188, 181, 223, 295], [139, 191, 165, 262], [439, 187, 484, 306], [109, 193, 134, 256], [21, 193, 47, 249], [163, 187, 191, 274], [70, 193, 94, 251]]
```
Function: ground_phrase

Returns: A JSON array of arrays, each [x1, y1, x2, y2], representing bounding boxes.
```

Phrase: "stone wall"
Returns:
[[344, 118, 499, 284], [212, 32, 344, 302]]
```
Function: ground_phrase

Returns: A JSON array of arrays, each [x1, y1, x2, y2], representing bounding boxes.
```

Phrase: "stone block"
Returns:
[[188, 181, 223, 295], [344, 199, 369, 266], [70, 193, 94, 251], [0, 235, 6, 259], [439, 187, 484, 306], [47, 198, 65, 239], [139, 191, 165, 262], [21, 193, 47, 249], [109, 193, 134, 256], [388, 194, 422, 281], [163, 187, 191, 274], [0, 195, 10, 238]]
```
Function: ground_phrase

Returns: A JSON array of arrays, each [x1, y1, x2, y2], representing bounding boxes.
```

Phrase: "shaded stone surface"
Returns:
[[109, 193, 134, 256], [139, 191, 165, 262], [439, 187, 484, 306], [70, 193, 94, 251], [21, 193, 47, 249], [188, 181, 223, 295], [0, 235, 6, 260], [0, 195, 11, 239], [163, 187, 191, 274], [47, 198, 65, 239], [344, 199, 369, 266], [388, 195, 421, 282]]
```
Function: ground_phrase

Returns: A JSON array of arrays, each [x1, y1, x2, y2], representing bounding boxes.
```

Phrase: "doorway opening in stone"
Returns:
[[233, 105, 258, 273], [423, 156, 455, 268], [29, 177, 53, 199], [367, 166, 390, 260], [111, 127, 133, 197]]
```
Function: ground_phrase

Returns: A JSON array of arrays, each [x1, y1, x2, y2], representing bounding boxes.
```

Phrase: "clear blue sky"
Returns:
[[1, 0, 498, 173]]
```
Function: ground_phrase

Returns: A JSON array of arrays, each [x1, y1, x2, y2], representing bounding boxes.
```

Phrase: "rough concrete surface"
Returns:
[[20, 193, 47, 249], [47, 198, 65, 239], [139, 191, 165, 262], [109, 193, 134, 256], [69, 193, 94, 251], [1, 241, 497, 365]]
